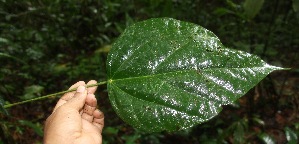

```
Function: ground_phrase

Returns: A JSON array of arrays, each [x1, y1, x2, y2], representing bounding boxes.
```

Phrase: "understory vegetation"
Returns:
[[1, 0, 299, 143]]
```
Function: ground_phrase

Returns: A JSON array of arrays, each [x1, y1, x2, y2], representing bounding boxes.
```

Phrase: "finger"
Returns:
[[92, 109, 104, 132], [81, 94, 97, 122], [53, 81, 86, 112], [64, 85, 87, 111], [86, 80, 98, 94], [85, 93, 97, 107], [62, 81, 86, 100]]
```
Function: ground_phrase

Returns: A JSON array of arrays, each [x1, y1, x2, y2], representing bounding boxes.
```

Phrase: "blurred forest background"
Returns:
[[1, 0, 299, 143]]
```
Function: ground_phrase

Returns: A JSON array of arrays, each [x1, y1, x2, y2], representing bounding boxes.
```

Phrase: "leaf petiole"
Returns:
[[3, 81, 107, 109]]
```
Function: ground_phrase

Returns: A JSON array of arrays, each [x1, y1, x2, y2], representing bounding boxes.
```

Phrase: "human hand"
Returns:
[[44, 80, 104, 144]]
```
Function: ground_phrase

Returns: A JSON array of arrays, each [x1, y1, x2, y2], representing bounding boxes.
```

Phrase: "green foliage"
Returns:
[[231, 119, 248, 143], [22, 85, 44, 100], [0, 52, 26, 64], [293, 0, 299, 18], [0, 96, 8, 115], [284, 127, 298, 144], [293, 0, 299, 12], [243, 0, 264, 20], [18, 120, 43, 137], [107, 18, 283, 132], [258, 133, 276, 144]]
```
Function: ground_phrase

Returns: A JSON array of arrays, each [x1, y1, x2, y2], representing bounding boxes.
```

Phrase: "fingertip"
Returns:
[[87, 80, 98, 94], [69, 81, 86, 90], [65, 85, 87, 110], [53, 81, 86, 112], [87, 80, 97, 84]]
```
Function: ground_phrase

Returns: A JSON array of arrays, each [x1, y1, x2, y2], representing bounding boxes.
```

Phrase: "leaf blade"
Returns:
[[107, 18, 285, 132]]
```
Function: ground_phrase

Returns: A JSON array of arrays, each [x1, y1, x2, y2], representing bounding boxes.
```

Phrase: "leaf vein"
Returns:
[[111, 82, 200, 117]]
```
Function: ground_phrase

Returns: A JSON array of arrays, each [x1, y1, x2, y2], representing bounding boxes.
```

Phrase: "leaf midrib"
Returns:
[[110, 65, 275, 82]]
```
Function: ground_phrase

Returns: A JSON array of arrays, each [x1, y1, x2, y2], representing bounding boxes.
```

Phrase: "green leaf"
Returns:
[[22, 85, 44, 100], [103, 126, 119, 135], [293, 0, 299, 12], [18, 120, 43, 136], [0, 37, 9, 43], [0, 96, 8, 115], [232, 120, 247, 143], [213, 8, 235, 16], [0, 52, 26, 64], [243, 0, 264, 20], [106, 18, 285, 132], [293, 0, 299, 18], [284, 127, 298, 144], [258, 133, 275, 144]]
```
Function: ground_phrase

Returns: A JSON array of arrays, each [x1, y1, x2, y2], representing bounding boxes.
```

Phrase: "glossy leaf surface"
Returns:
[[106, 18, 283, 132], [258, 133, 275, 144]]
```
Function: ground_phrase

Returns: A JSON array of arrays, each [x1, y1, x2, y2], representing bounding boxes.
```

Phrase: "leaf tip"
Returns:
[[265, 64, 290, 71]]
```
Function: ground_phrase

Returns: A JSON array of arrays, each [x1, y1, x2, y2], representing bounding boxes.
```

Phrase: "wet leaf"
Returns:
[[106, 18, 285, 132]]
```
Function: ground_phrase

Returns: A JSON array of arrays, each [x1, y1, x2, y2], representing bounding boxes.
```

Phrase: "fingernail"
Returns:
[[77, 85, 86, 93]]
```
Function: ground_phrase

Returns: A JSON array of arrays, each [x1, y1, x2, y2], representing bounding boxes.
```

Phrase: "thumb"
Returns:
[[65, 85, 87, 111]]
